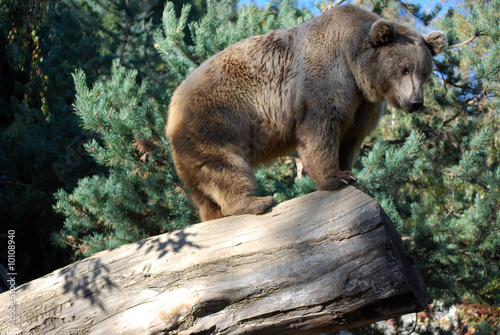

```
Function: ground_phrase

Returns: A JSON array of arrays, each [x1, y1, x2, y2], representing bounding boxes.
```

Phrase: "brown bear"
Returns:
[[167, 4, 447, 221]]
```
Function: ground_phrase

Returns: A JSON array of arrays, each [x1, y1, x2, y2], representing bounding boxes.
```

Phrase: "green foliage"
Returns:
[[53, 60, 197, 257], [0, 0, 106, 283], [357, 131, 423, 188], [154, 0, 312, 83], [255, 158, 317, 203], [66, 0, 166, 79]]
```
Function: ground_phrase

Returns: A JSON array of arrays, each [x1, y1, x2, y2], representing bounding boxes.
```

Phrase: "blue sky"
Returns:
[[237, 0, 452, 17]]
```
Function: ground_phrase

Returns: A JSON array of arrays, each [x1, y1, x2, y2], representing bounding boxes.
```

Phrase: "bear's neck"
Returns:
[[342, 23, 385, 103]]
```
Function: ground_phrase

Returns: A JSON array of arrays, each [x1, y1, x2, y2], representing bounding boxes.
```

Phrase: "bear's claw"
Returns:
[[318, 171, 358, 190]]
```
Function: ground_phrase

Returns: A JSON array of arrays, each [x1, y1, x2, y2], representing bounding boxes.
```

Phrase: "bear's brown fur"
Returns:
[[167, 4, 447, 221]]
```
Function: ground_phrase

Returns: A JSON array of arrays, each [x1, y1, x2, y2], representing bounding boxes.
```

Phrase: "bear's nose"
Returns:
[[411, 99, 423, 111]]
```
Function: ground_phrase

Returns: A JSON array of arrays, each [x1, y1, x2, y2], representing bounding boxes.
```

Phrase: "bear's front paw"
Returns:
[[317, 171, 358, 191]]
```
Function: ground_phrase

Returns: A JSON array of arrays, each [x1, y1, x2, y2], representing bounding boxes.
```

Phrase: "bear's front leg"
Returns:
[[296, 117, 357, 191]]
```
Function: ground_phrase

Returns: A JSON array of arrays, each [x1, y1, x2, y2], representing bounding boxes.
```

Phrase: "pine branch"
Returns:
[[361, 142, 386, 183], [442, 110, 463, 126], [395, 0, 440, 25], [172, 40, 200, 67], [0, 176, 33, 187], [120, 20, 131, 60], [449, 34, 478, 49], [362, 137, 408, 149], [93, 0, 124, 18], [442, 82, 490, 126], [322, 0, 347, 13]]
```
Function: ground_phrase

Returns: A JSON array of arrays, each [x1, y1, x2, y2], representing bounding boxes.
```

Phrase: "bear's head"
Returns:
[[368, 19, 447, 113]]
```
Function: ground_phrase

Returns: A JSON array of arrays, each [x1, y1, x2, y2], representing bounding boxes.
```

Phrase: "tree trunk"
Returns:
[[0, 186, 431, 334]]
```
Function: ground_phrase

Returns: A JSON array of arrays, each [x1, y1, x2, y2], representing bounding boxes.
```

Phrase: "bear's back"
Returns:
[[167, 27, 301, 142]]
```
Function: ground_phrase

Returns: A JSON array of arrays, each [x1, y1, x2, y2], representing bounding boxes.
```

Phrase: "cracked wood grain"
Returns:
[[0, 186, 431, 335]]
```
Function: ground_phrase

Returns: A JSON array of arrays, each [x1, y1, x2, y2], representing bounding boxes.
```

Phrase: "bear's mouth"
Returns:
[[387, 95, 423, 113], [385, 95, 411, 113]]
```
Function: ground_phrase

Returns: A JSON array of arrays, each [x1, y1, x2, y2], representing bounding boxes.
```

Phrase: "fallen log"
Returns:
[[0, 185, 431, 334]]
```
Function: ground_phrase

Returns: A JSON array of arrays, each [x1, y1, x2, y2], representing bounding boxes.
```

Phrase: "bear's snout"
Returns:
[[410, 98, 423, 112], [401, 97, 424, 113], [403, 99, 423, 113]]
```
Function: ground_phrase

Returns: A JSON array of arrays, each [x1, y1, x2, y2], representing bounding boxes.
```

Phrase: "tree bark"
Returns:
[[0, 186, 432, 334]]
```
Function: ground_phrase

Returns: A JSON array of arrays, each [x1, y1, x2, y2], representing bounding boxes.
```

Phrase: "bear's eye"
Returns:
[[400, 67, 410, 76]]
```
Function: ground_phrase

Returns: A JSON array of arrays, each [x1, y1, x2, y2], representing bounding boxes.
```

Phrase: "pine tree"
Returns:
[[53, 60, 197, 257], [66, 0, 165, 80], [0, 0, 204, 283], [0, 0, 106, 283]]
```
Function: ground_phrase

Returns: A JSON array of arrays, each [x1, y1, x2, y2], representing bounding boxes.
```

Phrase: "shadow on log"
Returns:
[[0, 185, 431, 334]]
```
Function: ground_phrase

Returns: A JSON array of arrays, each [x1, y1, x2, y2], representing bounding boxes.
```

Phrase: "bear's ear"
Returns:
[[370, 19, 395, 47], [423, 31, 448, 55]]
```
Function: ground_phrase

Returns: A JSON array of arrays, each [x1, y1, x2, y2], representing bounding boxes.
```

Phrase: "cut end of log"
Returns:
[[0, 186, 432, 335]]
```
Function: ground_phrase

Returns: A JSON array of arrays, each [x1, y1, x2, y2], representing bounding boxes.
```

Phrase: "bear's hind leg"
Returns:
[[191, 188, 223, 221], [196, 155, 275, 218], [228, 195, 275, 217]]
